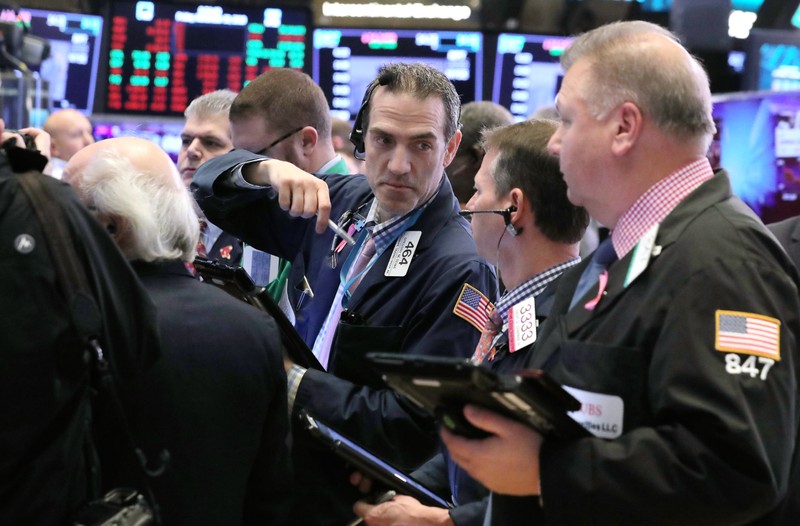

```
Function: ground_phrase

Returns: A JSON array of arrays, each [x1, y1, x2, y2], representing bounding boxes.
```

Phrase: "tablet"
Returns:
[[193, 257, 323, 370], [299, 410, 452, 509], [366, 353, 591, 440]]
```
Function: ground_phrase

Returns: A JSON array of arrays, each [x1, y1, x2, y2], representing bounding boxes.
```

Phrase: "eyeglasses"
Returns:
[[256, 126, 304, 155]]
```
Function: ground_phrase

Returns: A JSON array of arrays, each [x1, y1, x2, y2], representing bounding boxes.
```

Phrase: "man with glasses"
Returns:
[[193, 63, 495, 524], [228, 68, 348, 175], [226, 69, 349, 306]]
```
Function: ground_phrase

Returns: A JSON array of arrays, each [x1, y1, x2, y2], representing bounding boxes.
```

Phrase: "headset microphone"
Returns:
[[458, 206, 521, 236]]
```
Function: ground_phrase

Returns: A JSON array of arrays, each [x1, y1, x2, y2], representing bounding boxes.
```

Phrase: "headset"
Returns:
[[458, 206, 520, 236], [349, 70, 394, 160]]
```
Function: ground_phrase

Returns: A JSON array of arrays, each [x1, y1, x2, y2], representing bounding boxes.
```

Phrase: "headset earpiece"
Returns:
[[349, 71, 392, 161], [349, 81, 378, 160], [502, 206, 520, 236]]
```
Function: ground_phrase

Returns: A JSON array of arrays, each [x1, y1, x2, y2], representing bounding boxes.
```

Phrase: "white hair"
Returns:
[[77, 148, 199, 262]]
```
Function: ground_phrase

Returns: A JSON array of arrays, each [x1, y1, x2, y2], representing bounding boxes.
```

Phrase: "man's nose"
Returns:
[[387, 146, 411, 174]]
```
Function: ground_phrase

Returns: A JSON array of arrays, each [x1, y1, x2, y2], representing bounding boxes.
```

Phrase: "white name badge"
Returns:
[[624, 223, 660, 288], [385, 231, 421, 277], [508, 297, 537, 353], [563, 385, 624, 439]]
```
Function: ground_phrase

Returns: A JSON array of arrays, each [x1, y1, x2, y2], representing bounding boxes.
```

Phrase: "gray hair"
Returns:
[[76, 148, 199, 262], [459, 101, 514, 155], [363, 62, 462, 141], [562, 21, 715, 147], [184, 89, 237, 120]]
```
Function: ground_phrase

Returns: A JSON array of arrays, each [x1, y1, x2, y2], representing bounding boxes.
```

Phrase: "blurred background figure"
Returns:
[[63, 137, 293, 526], [43, 109, 95, 179], [331, 116, 361, 174], [447, 101, 514, 208]]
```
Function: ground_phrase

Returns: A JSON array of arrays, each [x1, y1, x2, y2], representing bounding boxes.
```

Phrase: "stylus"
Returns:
[[346, 490, 397, 526]]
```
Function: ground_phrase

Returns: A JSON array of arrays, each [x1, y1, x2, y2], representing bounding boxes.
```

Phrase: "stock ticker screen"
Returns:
[[312, 28, 483, 122], [491, 33, 573, 121], [104, 1, 310, 115]]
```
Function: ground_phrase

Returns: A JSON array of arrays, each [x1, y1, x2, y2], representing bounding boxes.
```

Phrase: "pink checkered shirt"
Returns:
[[612, 158, 714, 257]]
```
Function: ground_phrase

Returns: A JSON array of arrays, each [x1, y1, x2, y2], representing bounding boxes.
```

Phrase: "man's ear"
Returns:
[[299, 126, 319, 154], [443, 129, 462, 167], [611, 102, 643, 157], [98, 213, 128, 245]]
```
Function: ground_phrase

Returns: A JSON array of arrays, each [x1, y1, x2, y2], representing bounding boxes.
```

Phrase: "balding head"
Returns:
[[561, 20, 715, 152], [43, 109, 94, 161], [64, 137, 199, 262]]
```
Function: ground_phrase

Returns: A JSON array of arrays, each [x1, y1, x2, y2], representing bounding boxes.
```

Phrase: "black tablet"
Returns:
[[366, 353, 591, 440], [299, 410, 452, 509], [193, 257, 323, 370]]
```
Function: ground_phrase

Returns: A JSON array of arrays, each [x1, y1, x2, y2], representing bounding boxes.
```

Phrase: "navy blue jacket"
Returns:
[[194, 150, 496, 524], [414, 278, 560, 526]]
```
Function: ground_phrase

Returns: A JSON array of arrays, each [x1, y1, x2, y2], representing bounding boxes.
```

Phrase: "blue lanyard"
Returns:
[[339, 207, 424, 306]]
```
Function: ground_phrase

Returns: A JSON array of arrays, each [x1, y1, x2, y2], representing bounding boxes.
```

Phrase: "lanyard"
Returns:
[[338, 207, 424, 306]]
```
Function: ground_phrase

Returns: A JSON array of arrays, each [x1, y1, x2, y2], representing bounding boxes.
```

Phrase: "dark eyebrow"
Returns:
[[369, 126, 438, 142]]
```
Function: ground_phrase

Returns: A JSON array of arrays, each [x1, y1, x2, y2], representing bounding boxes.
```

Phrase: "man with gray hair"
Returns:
[[177, 89, 236, 185], [443, 20, 800, 525], [63, 137, 293, 525]]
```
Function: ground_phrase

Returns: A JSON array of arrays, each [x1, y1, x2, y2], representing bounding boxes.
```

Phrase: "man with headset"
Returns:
[[353, 118, 588, 526], [193, 62, 496, 524]]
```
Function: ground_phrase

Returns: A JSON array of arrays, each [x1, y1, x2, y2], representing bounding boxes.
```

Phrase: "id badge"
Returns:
[[508, 297, 536, 353], [385, 231, 421, 277]]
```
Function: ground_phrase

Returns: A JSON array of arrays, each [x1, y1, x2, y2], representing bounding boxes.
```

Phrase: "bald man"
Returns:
[[442, 21, 800, 525], [63, 138, 293, 525], [43, 109, 94, 179]]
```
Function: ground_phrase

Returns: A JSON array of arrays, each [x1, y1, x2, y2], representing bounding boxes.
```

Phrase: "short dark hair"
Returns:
[[482, 119, 588, 244], [229, 68, 331, 139], [362, 62, 461, 141]]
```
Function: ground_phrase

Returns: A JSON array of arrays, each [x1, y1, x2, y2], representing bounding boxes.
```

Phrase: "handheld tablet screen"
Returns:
[[300, 411, 451, 509], [367, 353, 591, 439]]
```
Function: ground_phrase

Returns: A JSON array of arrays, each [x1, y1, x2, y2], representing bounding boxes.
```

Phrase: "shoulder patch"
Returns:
[[453, 283, 493, 332], [715, 310, 780, 361]]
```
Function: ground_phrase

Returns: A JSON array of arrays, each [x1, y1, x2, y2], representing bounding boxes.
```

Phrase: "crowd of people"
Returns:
[[2, 19, 799, 526]]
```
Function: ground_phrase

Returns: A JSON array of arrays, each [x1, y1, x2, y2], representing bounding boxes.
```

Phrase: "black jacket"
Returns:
[[492, 172, 800, 525], [0, 158, 161, 524]]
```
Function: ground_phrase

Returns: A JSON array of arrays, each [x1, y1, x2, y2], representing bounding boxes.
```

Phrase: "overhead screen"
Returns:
[[1, 7, 104, 114], [103, 1, 310, 115], [491, 33, 573, 121], [710, 90, 800, 224], [312, 27, 483, 122], [744, 29, 800, 92]]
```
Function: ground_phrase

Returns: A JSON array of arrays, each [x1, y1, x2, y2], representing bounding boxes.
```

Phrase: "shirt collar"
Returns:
[[612, 158, 714, 258], [495, 257, 581, 325], [318, 155, 346, 175]]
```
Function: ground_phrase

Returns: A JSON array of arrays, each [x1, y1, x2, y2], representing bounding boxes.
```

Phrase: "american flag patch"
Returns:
[[453, 283, 492, 331], [715, 310, 781, 360]]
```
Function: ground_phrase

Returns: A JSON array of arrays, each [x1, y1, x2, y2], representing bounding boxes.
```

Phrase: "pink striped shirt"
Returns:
[[612, 158, 714, 257]]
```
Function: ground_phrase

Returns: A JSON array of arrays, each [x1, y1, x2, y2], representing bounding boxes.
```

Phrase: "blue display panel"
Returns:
[[490, 33, 573, 121], [744, 29, 800, 92], [1, 7, 104, 114], [104, 1, 310, 115], [312, 27, 483, 122], [710, 90, 800, 223]]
